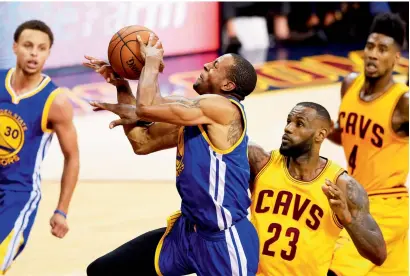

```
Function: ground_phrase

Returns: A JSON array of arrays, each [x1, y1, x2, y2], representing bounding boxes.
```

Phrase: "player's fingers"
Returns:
[[89, 101, 112, 110], [328, 186, 342, 198], [82, 62, 95, 69], [321, 184, 332, 197], [329, 199, 342, 205], [148, 32, 155, 46], [154, 40, 162, 49], [84, 55, 98, 61], [136, 35, 145, 48], [92, 107, 104, 112], [109, 119, 129, 129]]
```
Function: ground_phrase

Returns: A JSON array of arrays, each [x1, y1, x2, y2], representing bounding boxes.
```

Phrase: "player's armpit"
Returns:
[[248, 142, 271, 192], [127, 122, 180, 155], [337, 173, 387, 266], [135, 95, 234, 126], [47, 93, 80, 214]]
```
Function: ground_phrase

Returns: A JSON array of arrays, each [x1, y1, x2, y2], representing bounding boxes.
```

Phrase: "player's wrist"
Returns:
[[54, 209, 67, 219], [145, 56, 162, 70], [136, 120, 154, 127]]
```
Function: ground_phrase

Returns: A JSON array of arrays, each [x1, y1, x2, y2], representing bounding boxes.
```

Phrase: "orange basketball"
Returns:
[[107, 25, 161, 80]]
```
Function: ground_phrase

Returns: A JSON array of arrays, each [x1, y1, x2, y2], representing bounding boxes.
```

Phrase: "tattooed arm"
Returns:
[[135, 94, 237, 126], [248, 142, 271, 193], [337, 173, 387, 266]]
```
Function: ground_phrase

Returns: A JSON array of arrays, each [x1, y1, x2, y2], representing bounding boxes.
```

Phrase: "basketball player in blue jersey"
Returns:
[[85, 34, 259, 275], [0, 20, 79, 274]]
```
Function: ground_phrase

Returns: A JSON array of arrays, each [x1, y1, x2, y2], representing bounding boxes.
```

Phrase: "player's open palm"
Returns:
[[137, 33, 165, 72], [83, 55, 127, 86], [49, 213, 69, 239], [322, 179, 352, 225], [89, 102, 139, 129]]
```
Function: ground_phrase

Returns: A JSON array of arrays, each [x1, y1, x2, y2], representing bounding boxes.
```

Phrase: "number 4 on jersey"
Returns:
[[348, 145, 358, 174]]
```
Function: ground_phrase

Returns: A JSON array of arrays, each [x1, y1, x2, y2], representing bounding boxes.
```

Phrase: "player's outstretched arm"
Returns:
[[327, 72, 358, 145], [47, 92, 80, 238], [135, 94, 235, 126], [247, 142, 271, 191], [325, 173, 387, 265]]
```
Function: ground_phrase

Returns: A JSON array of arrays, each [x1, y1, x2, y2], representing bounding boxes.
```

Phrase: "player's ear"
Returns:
[[316, 128, 329, 142], [12, 42, 17, 55], [395, 50, 401, 65], [221, 79, 236, 93]]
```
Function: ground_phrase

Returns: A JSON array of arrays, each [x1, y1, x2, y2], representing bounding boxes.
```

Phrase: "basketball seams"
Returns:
[[108, 30, 148, 62], [109, 26, 130, 44]]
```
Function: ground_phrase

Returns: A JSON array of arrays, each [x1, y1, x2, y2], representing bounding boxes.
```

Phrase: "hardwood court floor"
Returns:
[[7, 180, 181, 276]]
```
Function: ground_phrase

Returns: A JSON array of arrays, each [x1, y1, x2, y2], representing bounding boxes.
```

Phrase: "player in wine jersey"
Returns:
[[248, 102, 386, 276], [0, 20, 79, 274], [85, 34, 259, 276], [327, 13, 408, 276]]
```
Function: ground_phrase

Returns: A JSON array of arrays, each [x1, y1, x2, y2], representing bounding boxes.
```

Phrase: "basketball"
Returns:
[[107, 25, 161, 80]]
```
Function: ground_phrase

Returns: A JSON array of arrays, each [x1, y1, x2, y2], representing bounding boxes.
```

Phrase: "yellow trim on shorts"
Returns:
[[154, 210, 182, 276], [0, 229, 24, 274]]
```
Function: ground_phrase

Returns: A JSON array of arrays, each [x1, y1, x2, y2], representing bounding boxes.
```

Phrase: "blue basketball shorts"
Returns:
[[154, 211, 259, 276], [0, 189, 40, 275]]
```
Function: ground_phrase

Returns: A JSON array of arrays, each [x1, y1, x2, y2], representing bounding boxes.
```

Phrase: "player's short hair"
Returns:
[[369, 13, 406, 48], [226, 54, 257, 100], [14, 20, 54, 47], [296, 102, 331, 126]]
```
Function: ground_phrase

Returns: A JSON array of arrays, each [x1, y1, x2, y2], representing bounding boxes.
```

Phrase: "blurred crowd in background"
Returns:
[[221, 2, 409, 54]]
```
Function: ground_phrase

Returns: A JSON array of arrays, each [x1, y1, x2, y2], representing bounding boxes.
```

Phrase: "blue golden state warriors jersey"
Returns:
[[176, 97, 251, 232], [0, 68, 61, 192]]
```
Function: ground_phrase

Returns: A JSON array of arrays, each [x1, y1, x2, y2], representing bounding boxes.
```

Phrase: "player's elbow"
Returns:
[[373, 247, 387, 266], [363, 246, 387, 266], [131, 143, 151, 155]]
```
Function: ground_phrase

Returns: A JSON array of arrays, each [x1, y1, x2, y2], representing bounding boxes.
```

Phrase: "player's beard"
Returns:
[[280, 135, 314, 158]]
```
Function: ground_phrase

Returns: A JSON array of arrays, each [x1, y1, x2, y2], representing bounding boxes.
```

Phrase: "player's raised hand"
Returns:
[[322, 179, 352, 225], [89, 101, 139, 129], [83, 55, 128, 86], [136, 33, 165, 72], [49, 213, 69, 239]]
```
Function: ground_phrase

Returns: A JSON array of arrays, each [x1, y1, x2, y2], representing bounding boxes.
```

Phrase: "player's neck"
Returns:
[[288, 152, 323, 181], [11, 67, 44, 95], [364, 73, 394, 96]]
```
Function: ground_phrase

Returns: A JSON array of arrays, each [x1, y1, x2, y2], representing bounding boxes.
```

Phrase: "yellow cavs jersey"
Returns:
[[250, 150, 345, 276], [338, 74, 409, 195]]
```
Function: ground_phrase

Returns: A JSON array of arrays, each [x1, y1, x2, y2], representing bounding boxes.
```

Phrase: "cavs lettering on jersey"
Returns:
[[251, 150, 345, 276], [0, 68, 61, 192], [176, 97, 251, 232], [339, 74, 409, 195]]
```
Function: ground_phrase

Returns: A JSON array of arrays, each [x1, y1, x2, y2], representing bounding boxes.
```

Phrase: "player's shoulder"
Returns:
[[341, 72, 360, 98], [47, 89, 73, 122], [199, 94, 241, 112]]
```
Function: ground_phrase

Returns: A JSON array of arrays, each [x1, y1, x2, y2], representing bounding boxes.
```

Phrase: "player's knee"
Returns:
[[86, 258, 104, 276]]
